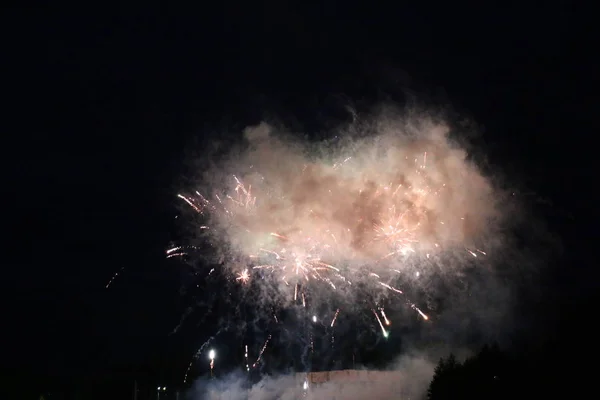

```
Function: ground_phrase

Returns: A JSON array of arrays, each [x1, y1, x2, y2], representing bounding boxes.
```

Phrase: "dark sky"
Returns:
[[3, 1, 595, 395]]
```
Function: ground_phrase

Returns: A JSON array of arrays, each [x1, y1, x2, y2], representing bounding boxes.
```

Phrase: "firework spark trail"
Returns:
[[379, 282, 403, 294], [330, 309, 340, 350], [178, 194, 201, 213], [331, 308, 340, 327], [167, 246, 182, 254], [166, 245, 200, 259], [380, 308, 391, 326], [183, 334, 220, 383], [105, 267, 124, 289], [170, 307, 194, 335], [372, 309, 389, 338], [379, 281, 429, 321], [413, 305, 429, 321], [252, 335, 272, 368]]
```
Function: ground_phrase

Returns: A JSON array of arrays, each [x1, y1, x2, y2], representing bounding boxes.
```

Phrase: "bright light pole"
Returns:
[[209, 349, 216, 378]]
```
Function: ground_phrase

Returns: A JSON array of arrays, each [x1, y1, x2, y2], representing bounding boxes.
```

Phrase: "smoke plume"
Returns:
[[191, 111, 505, 295], [190, 353, 436, 400], [177, 108, 529, 398]]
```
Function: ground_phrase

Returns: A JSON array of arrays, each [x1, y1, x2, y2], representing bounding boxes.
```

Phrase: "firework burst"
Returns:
[[172, 118, 503, 378]]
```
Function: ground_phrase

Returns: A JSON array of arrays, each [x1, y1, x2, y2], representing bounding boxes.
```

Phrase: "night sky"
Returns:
[[3, 2, 595, 398]]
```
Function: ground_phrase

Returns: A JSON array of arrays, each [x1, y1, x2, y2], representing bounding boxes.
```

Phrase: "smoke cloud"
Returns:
[[189, 110, 505, 296], [190, 353, 436, 400], [177, 108, 528, 397]]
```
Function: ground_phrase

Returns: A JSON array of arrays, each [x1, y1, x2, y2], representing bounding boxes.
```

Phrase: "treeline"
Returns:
[[426, 340, 578, 400], [427, 344, 507, 400]]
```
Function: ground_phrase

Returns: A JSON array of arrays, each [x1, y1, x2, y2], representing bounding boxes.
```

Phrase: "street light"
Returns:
[[209, 349, 216, 377]]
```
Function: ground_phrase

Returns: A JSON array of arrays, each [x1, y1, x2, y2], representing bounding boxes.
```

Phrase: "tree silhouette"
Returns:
[[427, 344, 508, 400], [427, 353, 462, 400]]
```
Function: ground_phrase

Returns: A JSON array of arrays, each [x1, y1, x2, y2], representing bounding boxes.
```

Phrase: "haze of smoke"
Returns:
[[180, 110, 525, 394], [190, 353, 436, 400], [200, 112, 503, 292]]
